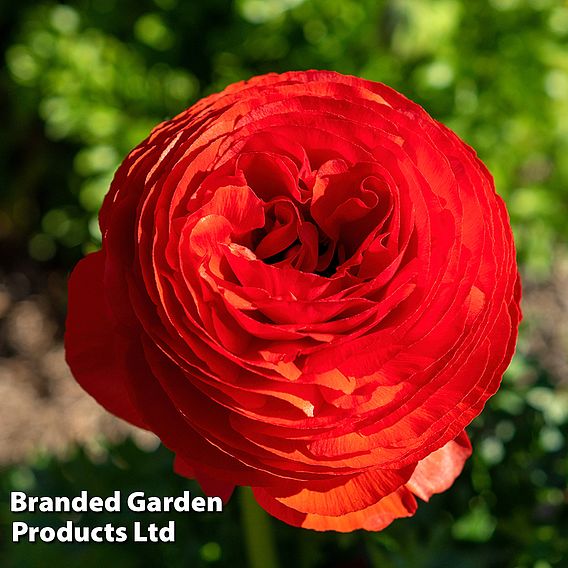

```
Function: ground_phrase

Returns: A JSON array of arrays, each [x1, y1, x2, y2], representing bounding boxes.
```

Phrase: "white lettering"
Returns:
[[90, 496, 103, 512], [207, 496, 223, 512], [106, 491, 120, 512], [12, 522, 28, 542], [70, 491, 87, 512], [91, 527, 103, 543], [10, 492, 27, 513], [40, 527, 56, 542], [128, 492, 145, 512], [57, 521, 73, 543], [192, 497, 205, 512], [174, 492, 190, 512], [160, 521, 175, 542], [133, 521, 147, 542], [28, 526, 40, 541], [115, 526, 128, 543], [146, 496, 161, 513], [133, 522, 175, 542]]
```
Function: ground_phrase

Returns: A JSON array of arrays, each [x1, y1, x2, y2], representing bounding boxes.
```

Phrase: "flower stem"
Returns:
[[239, 486, 280, 568]]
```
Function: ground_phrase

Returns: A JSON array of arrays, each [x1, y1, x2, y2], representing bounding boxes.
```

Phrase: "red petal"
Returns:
[[253, 485, 417, 532], [406, 430, 472, 501], [252, 465, 415, 517], [64, 251, 147, 429], [174, 456, 235, 503]]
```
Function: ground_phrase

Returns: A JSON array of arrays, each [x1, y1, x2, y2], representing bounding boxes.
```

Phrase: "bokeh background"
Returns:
[[1, 0, 567, 566]]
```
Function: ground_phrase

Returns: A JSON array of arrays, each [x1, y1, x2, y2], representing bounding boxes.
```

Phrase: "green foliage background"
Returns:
[[0, 0, 567, 567]]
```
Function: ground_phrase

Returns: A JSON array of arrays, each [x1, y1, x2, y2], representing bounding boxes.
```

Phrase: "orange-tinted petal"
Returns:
[[406, 430, 472, 501], [253, 485, 417, 532]]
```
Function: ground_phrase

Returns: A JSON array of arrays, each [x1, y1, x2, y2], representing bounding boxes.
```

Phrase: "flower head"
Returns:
[[65, 71, 521, 531]]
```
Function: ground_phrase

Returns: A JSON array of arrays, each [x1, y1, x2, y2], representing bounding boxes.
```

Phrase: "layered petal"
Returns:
[[65, 70, 521, 532], [65, 251, 147, 430]]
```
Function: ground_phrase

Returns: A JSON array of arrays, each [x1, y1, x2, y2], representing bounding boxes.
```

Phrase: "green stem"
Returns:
[[239, 486, 280, 568]]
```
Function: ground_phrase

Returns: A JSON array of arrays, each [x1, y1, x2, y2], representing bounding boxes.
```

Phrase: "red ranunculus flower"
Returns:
[[65, 70, 521, 532]]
